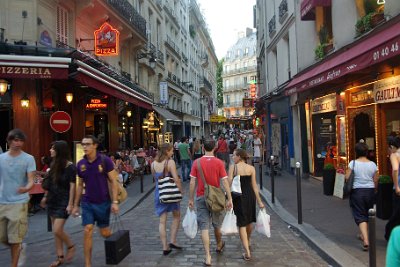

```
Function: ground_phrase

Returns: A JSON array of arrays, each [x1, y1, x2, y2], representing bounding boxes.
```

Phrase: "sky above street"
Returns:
[[197, 0, 256, 60]]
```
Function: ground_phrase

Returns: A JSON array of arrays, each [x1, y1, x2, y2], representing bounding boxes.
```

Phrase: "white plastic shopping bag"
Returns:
[[221, 210, 239, 235], [182, 207, 197, 239], [256, 209, 271, 237]]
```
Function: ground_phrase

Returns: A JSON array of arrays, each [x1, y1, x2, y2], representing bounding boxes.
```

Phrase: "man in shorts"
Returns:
[[0, 129, 36, 267], [72, 135, 120, 267], [188, 139, 233, 266]]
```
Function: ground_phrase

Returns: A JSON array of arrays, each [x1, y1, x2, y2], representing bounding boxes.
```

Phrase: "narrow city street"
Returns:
[[0, 182, 328, 267]]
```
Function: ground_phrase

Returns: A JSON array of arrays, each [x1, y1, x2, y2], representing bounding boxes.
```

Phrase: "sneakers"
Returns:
[[17, 243, 26, 267]]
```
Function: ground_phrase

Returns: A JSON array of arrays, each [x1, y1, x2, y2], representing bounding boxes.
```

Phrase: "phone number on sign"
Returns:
[[373, 42, 399, 61]]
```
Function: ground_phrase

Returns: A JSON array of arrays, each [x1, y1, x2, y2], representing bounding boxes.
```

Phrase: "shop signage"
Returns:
[[311, 94, 337, 114], [210, 115, 227, 123], [159, 81, 168, 104], [373, 75, 400, 104], [50, 111, 72, 133], [350, 90, 373, 104], [249, 83, 257, 98], [94, 22, 120, 56], [86, 98, 108, 109], [285, 30, 400, 96], [243, 98, 253, 108], [0, 66, 67, 79]]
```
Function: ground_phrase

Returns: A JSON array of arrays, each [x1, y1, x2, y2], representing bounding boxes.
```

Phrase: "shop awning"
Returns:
[[71, 60, 152, 110], [301, 0, 331, 21], [0, 55, 70, 79], [152, 105, 182, 122], [285, 21, 400, 96]]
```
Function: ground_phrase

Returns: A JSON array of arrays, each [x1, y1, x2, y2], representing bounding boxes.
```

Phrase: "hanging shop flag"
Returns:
[[159, 81, 168, 104], [94, 22, 120, 56]]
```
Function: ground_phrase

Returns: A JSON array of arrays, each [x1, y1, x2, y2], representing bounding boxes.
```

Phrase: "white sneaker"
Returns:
[[17, 243, 26, 267]]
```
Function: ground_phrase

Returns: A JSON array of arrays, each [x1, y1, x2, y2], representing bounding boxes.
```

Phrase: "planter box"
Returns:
[[323, 43, 334, 55], [371, 13, 385, 28], [376, 183, 393, 220], [323, 169, 336, 195]]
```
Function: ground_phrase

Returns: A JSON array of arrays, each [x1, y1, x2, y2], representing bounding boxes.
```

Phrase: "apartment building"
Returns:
[[256, 0, 400, 177], [222, 28, 257, 130]]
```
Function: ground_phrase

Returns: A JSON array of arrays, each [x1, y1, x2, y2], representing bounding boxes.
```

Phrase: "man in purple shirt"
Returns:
[[72, 135, 119, 267]]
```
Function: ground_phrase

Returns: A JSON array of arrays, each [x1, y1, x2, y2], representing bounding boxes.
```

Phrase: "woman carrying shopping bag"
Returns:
[[152, 143, 183, 255], [228, 149, 265, 261]]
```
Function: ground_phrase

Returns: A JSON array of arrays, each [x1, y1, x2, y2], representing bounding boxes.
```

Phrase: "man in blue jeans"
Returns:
[[179, 137, 192, 181], [72, 135, 120, 267]]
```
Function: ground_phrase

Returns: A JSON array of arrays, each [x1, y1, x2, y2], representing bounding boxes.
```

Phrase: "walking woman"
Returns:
[[228, 149, 265, 261], [40, 141, 76, 266], [192, 139, 204, 160], [345, 142, 378, 251], [152, 143, 183, 255]]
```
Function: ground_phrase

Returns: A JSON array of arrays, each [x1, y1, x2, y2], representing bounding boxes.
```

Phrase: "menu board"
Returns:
[[333, 172, 345, 199]]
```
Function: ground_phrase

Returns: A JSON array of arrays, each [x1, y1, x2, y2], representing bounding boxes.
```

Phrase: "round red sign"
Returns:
[[50, 111, 72, 133]]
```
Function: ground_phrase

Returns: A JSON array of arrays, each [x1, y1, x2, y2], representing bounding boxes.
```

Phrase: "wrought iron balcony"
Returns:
[[268, 15, 276, 36], [156, 50, 164, 65], [106, 0, 147, 38], [279, 0, 288, 23]]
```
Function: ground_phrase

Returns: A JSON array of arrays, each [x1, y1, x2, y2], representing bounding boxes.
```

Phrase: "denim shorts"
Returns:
[[81, 201, 111, 228], [196, 197, 225, 230]]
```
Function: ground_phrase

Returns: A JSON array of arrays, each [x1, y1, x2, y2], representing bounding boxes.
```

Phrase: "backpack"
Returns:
[[197, 160, 226, 212]]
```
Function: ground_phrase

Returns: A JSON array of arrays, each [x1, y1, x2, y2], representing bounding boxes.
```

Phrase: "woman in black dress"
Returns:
[[228, 149, 265, 261], [40, 141, 76, 266]]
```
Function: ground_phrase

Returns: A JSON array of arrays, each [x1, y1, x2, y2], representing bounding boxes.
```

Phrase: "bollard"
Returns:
[[270, 155, 275, 204], [259, 162, 263, 190], [140, 172, 144, 193], [368, 208, 376, 267], [296, 162, 303, 224]]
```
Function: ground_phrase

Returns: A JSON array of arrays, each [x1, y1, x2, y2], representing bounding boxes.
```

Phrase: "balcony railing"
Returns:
[[223, 65, 257, 76], [268, 15, 276, 36], [224, 101, 243, 107], [156, 50, 164, 65], [223, 83, 248, 91], [279, 0, 288, 23], [166, 35, 180, 55], [106, 0, 147, 38]]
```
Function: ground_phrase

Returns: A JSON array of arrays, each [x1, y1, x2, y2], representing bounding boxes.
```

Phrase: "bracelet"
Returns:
[[112, 200, 119, 204]]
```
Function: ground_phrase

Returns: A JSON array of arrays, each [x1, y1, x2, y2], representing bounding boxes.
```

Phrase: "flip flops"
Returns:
[[215, 241, 225, 253]]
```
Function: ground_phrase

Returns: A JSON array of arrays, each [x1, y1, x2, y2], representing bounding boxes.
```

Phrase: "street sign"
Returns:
[[50, 111, 72, 133]]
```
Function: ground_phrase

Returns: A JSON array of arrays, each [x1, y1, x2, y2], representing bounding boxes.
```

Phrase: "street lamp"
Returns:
[[137, 51, 157, 69], [20, 92, 29, 108], [0, 79, 8, 95]]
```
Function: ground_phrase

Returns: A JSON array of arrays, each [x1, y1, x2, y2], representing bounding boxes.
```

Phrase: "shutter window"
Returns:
[[56, 6, 69, 45]]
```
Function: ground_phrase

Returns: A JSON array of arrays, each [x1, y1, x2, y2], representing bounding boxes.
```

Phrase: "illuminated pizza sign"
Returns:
[[94, 22, 120, 56], [86, 98, 108, 109]]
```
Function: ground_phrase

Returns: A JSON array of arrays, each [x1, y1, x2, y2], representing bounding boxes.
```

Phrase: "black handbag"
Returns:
[[343, 160, 356, 197], [105, 215, 131, 265]]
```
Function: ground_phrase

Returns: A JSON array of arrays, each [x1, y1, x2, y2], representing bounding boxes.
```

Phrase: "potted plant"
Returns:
[[314, 44, 325, 60], [355, 17, 365, 36], [376, 175, 393, 220], [322, 163, 336, 195], [371, 11, 385, 27]]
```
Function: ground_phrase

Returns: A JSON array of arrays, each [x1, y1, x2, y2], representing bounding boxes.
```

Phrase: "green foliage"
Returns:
[[364, 0, 379, 14], [379, 175, 392, 184], [314, 44, 325, 60], [189, 25, 196, 38], [356, 12, 374, 36], [323, 163, 335, 170], [216, 59, 224, 108]]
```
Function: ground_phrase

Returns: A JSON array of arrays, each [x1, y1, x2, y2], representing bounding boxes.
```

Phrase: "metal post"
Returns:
[[270, 155, 275, 204], [140, 173, 144, 193], [259, 162, 263, 190], [368, 208, 376, 267], [296, 162, 303, 224]]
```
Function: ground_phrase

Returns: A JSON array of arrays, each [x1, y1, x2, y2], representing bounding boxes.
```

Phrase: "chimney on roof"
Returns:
[[246, 28, 253, 37]]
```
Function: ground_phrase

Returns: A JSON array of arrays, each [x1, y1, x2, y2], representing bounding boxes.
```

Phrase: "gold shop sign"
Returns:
[[0, 65, 68, 79], [373, 75, 400, 104]]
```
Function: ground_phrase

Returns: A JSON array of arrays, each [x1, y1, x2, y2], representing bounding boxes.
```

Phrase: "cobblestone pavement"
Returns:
[[0, 183, 329, 267]]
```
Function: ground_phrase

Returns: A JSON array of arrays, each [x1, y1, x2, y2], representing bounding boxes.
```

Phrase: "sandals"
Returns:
[[362, 244, 369, 251], [215, 241, 225, 253], [169, 243, 182, 250], [65, 245, 75, 262], [50, 255, 64, 267], [242, 253, 251, 261]]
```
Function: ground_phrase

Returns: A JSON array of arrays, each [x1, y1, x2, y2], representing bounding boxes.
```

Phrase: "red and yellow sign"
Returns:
[[94, 22, 120, 56], [86, 98, 108, 109]]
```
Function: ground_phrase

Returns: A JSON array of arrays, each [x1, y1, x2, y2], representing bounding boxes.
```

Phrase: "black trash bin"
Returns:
[[322, 168, 336, 195], [376, 182, 393, 220]]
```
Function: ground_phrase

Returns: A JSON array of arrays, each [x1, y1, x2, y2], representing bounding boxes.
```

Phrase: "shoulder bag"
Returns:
[[231, 164, 242, 197], [157, 160, 182, 203], [197, 159, 226, 212], [343, 160, 356, 197], [101, 154, 128, 203]]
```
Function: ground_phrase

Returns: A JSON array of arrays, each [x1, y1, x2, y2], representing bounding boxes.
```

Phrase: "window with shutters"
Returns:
[[56, 6, 69, 45]]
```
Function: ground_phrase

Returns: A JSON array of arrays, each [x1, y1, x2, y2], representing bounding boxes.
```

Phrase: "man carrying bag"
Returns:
[[188, 139, 233, 266]]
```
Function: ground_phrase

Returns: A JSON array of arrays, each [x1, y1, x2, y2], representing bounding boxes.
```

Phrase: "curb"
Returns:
[[259, 187, 366, 267]]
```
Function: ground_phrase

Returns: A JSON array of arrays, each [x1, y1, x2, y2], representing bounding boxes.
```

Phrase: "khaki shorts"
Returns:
[[196, 197, 225, 231], [0, 203, 28, 244]]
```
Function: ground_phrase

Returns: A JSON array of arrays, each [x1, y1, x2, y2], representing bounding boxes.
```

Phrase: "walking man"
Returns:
[[0, 129, 36, 267], [179, 137, 192, 181], [72, 135, 120, 267], [188, 139, 233, 266]]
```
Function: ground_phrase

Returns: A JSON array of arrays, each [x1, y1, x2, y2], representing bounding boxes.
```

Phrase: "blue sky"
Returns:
[[197, 0, 256, 59]]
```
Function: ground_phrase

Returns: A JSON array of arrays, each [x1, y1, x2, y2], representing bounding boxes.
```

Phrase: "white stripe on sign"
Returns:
[[53, 119, 69, 124]]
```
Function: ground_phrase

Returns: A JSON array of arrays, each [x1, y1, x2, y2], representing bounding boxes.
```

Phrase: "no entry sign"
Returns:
[[50, 111, 72, 133]]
